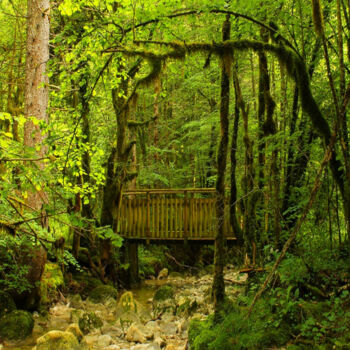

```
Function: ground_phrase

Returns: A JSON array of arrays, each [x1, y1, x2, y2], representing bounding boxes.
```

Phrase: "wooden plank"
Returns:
[[131, 198, 135, 238], [150, 197, 154, 238], [156, 196, 160, 239], [174, 198, 178, 239], [128, 198, 132, 238], [183, 191, 188, 239], [193, 198, 198, 239], [165, 198, 169, 239], [189, 194, 193, 238], [198, 199, 203, 238], [204, 200, 208, 237], [146, 192, 150, 238], [168, 198, 172, 238], [159, 196, 163, 239]]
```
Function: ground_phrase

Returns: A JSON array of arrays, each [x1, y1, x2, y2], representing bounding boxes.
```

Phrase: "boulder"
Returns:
[[66, 323, 83, 342], [34, 330, 80, 350], [97, 334, 113, 347], [126, 324, 146, 343], [69, 294, 83, 309], [153, 285, 174, 302], [101, 324, 123, 338], [0, 310, 34, 341], [105, 345, 121, 350], [157, 268, 168, 280], [78, 311, 103, 334], [130, 343, 161, 350], [116, 291, 151, 325], [88, 285, 118, 304], [0, 292, 16, 317], [116, 291, 137, 314], [165, 345, 177, 350], [176, 297, 198, 317], [40, 262, 64, 305], [152, 285, 176, 316], [168, 272, 183, 279], [159, 321, 177, 336]]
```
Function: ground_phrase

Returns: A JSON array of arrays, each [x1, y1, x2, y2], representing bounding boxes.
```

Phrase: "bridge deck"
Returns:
[[118, 188, 235, 240]]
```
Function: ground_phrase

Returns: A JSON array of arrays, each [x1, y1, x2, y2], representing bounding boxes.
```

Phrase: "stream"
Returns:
[[3, 268, 246, 350]]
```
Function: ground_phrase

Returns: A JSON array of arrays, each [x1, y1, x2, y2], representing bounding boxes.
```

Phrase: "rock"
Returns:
[[116, 291, 137, 314], [0, 310, 34, 341], [66, 323, 83, 342], [126, 324, 146, 343], [70, 294, 83, 309], [130, 344, 161, 350], [40, 262, 64, 305], [116, 291, 150, 326], [176, 298, 198, 317], [97, 334, 113, 347], [152, 286, 176, 316], [34, 330, 80, 350], [101, 324, 123, 338], [165, 345, 177, 350], [0, 292, 16, 317], [168, 272, 183, 279], [105, 346, 121, 350], [81, 329, 101, 348], [71, 308, 85, 323], [88, 285, 118, 304], [154, 337, 166, 347], [159, 321, 177, 336], [153, 285, 174, 302], [78, 311, 103, 334], [157, 268, 168, 280]]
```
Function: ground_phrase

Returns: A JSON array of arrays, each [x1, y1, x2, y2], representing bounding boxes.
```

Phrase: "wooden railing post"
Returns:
[[146, 191, 150, 243], [183, 190, 188, 239]]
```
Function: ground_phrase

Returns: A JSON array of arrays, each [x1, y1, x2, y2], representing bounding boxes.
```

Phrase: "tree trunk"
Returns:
[[24, 0, 50, 212], [213, 15, 230, 312]]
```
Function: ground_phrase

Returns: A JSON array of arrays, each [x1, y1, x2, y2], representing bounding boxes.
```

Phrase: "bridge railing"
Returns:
[[117, 188, 234, 240]]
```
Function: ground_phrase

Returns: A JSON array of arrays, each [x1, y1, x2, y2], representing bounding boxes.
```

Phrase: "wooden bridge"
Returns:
[[118, 188, 235, 241]]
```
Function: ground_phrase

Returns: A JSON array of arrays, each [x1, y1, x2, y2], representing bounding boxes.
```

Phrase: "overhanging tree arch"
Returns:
[[106, 39, 350, 236]]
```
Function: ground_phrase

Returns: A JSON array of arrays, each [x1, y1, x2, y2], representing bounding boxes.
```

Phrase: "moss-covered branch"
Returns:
[[109, 39, 345, 200]]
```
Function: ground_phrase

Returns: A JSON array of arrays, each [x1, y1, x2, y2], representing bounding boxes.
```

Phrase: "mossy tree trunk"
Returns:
[[100, 61, 140, 281], [213, 14, 231, 312], [230, 57, 243, 245]]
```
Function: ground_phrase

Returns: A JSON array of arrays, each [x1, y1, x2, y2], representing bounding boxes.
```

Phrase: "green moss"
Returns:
[[78, 311, 103, 334], [40, 263, 64, 305], [176, 298, 198, 317], [0, 310, 34, 340], [153, 285, 174, 302], [66, 323, 83, 342], [0, 292, 16, 317], [117, 291, 137, 314], [88, 285, 118, 303], [35, 330, 81, 350]]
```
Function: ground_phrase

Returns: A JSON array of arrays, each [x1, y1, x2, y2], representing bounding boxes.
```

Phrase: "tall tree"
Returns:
[[24, 0, 50, 211]]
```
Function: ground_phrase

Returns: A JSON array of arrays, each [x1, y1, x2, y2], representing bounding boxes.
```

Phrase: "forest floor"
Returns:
[[3, 267, 247, 350]]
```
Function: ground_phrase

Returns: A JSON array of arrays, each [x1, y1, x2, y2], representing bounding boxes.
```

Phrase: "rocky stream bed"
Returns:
[[2, 267, 247, 350]]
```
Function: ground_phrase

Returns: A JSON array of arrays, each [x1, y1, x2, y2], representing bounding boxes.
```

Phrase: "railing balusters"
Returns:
[[118, 189, 235, 241]]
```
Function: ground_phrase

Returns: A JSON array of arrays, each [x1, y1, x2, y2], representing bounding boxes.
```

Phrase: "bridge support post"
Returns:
[[126, 241, 139, 285]]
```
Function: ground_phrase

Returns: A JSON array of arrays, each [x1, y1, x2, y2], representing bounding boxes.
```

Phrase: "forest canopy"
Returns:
[[1, 0, 350, 349]]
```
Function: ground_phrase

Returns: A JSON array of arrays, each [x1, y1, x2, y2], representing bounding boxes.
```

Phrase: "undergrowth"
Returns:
[[189, 241, 350, 349]]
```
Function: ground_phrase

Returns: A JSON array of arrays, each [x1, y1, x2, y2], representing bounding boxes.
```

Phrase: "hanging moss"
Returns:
[[121, 39, 346, 203]]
